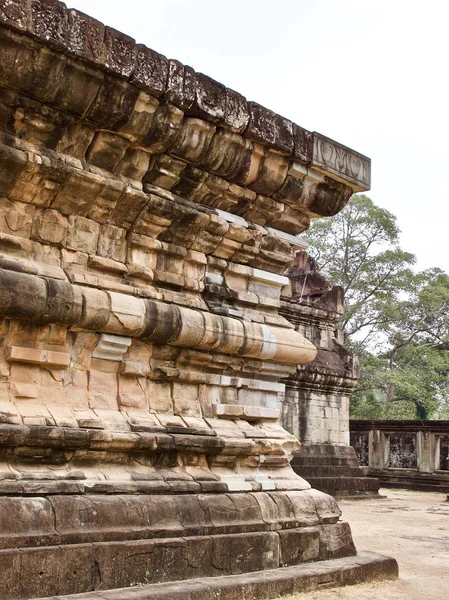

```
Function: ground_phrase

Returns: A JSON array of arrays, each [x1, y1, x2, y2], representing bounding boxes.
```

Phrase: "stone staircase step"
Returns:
[[31, 552, 398, 600]]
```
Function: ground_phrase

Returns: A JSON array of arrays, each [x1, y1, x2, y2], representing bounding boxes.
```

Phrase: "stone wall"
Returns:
[[280, 253, 379, 498], [0, 1, 394, 598], [351, 420, 449, 492]]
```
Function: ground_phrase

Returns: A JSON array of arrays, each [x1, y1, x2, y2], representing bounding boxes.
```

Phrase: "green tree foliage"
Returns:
[[304, 195, 449, 420]]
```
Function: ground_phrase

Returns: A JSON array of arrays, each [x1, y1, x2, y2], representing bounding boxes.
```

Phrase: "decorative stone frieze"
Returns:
[[0, 1, 394, 598]]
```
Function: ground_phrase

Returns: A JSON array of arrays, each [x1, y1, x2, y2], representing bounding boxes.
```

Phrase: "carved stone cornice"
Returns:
[[0, 1, 369, 239]]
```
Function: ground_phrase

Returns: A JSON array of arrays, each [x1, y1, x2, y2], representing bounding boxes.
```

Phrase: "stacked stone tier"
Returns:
[[0, 2, 379, 597]]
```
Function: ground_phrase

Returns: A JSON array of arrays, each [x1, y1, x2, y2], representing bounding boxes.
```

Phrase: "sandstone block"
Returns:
[[86, 176, 124, 224], [245, 102, 294, 155], [141, 102, 184, 152], [109, 186, 148, 229], [198, 384, 219, 418], [67, 369, 89, 409], [51, 169, 103, 217], [92, 408, 130, 432], [66, 215, 100, 253], [0, 0, 30, 30], [172, 382, 201, 417], [147, 380, 173, 413], [104, 26, 136, 78], [0, 198, 35, 238], [88, 369, 118, 410], [31, 208, 68, 245], [188, 73, 226, 123], [0, 400, 22, 424], [6, 150, 61, 208], [6, 345, 70, 368], [132, 44, 168, 97], [121, 91, 159, 141], [47, 405, 78, 428], [86, 131, 129, 171], [78, 287, 110, 331], [97, 224, 127, 263], [60, 8, 105, 65], [213, 404, 243, 418], [242, 406, 280, 421], [166, 59, 195, 110], [204, 417, 245, 438], [319, 522, 356, 559], [224, 88, 250, 133], [118, 375, 147, 409], [107, 292, 146, 336], [92, 333, 132, 362], [74, 407, 103, 428], [157, 413, 184, 428], [10, 362, 40, 398], [87, 255, 127, 275], [15, 400, 54, 425], [54, 58, 104, 116], [171, 118, 216, 162], [293, 124, 313, 164], [279, 527, 320, 566]]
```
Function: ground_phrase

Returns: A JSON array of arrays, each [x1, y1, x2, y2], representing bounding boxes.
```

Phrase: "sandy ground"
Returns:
[[281, 488, 449, 600]]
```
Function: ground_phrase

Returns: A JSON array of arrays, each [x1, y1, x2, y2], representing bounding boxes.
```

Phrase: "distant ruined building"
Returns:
[[281, 253, 380, 499], [0, 1, 394, 598], [351, 419, 449, 493]]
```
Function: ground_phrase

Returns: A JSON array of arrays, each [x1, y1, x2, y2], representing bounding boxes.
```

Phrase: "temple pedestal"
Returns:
[[0, 1, 393, 597]]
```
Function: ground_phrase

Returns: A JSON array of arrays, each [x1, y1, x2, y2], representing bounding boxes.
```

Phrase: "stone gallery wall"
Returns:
[[0, 1, 391, 598], [351, 420, 449, 492]]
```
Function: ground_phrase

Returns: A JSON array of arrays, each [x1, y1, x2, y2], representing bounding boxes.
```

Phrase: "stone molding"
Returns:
[[0, 3, 387, 597], [312, 133, 371, 190], [0, 0, 370, 193], [92, 333, 132, 361], [0, 267, 316, 364]]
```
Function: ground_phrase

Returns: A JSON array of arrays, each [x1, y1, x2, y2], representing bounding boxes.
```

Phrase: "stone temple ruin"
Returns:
[[351, 419, 449, 493], [0, 1, 396, 598], [281, 254, 380, 499]]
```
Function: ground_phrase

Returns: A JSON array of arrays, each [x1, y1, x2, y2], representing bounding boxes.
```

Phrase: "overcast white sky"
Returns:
[[69, 0, 449, 272]]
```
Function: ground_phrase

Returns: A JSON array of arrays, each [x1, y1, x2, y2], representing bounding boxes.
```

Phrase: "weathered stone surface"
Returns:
[[166, 59, 196, 110], [26, 552, 398, 600], [0, 3, 385, 599], [281, 252, 379, 499], [132, 44, 168, 97], [245, 102, 294, 156], [351, 419, 449, 493], [187, 73, 226, 123], [293, 124, 313, 164], [104, 26, 136, 78], [313, 133, 370, 192]]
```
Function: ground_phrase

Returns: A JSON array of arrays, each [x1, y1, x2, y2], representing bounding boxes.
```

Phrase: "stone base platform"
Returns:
[[0, 423, 389, 600], [32, 552, 398, 600], [292, 445, 381, 499], [369, 469, 449, 494], [0, 488, 358, 599]]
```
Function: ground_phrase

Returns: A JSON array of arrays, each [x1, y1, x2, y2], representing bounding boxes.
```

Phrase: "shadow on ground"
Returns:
[[281, 488, 449, 600]]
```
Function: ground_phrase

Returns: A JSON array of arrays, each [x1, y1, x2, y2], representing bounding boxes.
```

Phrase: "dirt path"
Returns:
[[281, 488, 449, 600]]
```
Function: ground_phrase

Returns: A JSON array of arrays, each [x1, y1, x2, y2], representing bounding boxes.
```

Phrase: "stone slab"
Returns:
[[32, 552, 397, 600]]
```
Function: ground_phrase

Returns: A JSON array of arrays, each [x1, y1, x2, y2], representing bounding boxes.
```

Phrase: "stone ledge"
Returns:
[[0, 0, 370, 191], [0, 267, 317, 365], [32, 552, 398, 600]]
